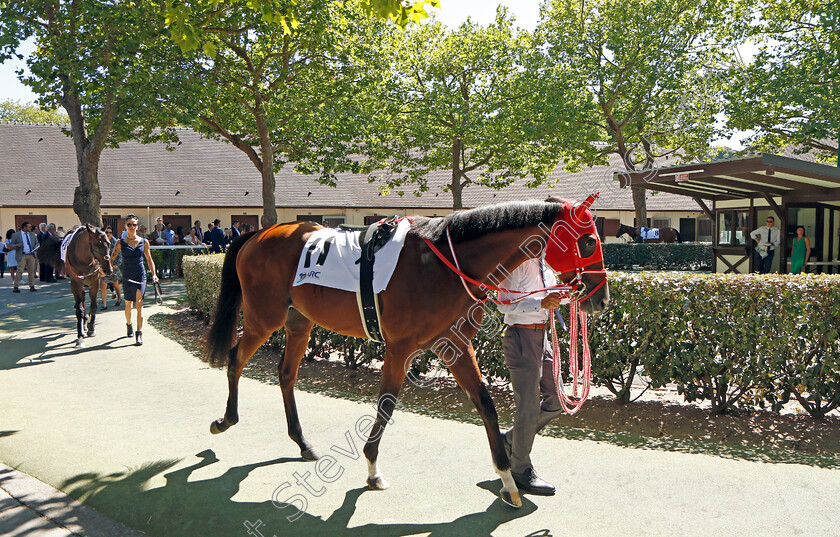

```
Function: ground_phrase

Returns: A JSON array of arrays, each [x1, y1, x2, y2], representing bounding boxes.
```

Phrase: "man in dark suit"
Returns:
[[39, 224, 57, 281], [209, 219, 226, 253], [231, 219, 242, 239], [37, 223, 49, 281], [203, 222, 214, 244]]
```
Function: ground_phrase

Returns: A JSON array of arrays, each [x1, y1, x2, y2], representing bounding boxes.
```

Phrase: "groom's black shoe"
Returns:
[[512, 467, 556, 496]]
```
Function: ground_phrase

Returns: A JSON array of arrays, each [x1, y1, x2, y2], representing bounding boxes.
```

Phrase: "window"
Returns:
[[297, 214, 323, 224], [364, 215, 387, 225], [718, 212, 733, 245], [323, 216, 346, 228], [734, 211, 750, 245], [717, 211, 750, 246], [652, 218, 671, 229]]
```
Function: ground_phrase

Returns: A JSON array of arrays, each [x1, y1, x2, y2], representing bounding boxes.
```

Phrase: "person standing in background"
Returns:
[[10, 222, 39, 292], [209, 219, 226, 253], [4, 229, 17, 281], [203, 222, 213, 244], [750, 216, 780, 274], [790, 225, 811, 274]]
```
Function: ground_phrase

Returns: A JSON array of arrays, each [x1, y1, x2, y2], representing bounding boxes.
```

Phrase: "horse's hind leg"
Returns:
[[363, 341, 414, 491], [278, 307, 319, 461], [444, 342, 522, 509], [210, 320, 275, 435]]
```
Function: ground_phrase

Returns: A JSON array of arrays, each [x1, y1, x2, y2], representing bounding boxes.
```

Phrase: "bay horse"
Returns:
[[206, 200, 609, 508], [616, 223, 681, 243], [39, 225, 113, 347]]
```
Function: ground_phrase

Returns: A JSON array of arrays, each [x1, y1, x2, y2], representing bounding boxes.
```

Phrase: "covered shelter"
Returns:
[[616, 153, 840, 273]]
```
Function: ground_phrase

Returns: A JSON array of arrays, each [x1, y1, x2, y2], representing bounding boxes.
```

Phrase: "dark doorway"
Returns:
[[102, 215, 126, 235], [679, 218, 696, 242], [297, 214, 323, 224], [15, 214, 47, 230], [163, 215, 192, 242], [232, 215, 259, 231]]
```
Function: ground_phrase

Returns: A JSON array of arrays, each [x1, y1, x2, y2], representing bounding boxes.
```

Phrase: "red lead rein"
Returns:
[[550, 300, 591, 414]]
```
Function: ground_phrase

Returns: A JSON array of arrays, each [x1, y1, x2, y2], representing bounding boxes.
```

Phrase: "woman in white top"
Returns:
[[4, 229, 17, 280]]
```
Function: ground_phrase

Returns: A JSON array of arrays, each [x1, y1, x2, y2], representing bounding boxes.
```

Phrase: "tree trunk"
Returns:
[[632, 187, 647, 228], [63, 90, 113, 227], [451, 138, 463, 210], [73, 152, 103, 226], [255, 104, 278, 228]]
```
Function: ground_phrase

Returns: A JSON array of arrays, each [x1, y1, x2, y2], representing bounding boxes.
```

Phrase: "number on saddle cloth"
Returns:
[[640, 227, 660, 240]]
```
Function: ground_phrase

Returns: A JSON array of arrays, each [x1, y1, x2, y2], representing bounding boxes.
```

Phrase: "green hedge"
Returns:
[[150, 247, 209, 278], [603, 243, 712, 271], [183, 256, 840, 419], [590, 272, 840, 417], [183, 254, 224, 318]]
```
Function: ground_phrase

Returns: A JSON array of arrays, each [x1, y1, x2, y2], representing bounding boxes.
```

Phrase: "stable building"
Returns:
[[0, 122, 705, 241], [617, 153, 840, 273]]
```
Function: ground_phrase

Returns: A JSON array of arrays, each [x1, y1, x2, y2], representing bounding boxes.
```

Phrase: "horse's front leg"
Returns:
[[87, 283, 99, 337], [443, 341, 522, 508], [72, 283, 86, 348]]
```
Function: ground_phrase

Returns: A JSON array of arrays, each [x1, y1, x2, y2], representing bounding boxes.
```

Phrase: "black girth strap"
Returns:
[[356, 217, 399, 343]]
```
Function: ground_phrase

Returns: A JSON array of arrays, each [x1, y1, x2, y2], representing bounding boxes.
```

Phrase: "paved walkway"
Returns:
[[1, 277, 840, 536]]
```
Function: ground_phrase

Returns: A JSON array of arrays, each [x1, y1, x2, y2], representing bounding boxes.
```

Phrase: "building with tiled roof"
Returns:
[[0, 122, 709, 241]]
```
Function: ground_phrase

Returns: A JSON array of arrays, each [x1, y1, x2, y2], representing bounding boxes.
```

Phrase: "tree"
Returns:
[[183, 0, 391, 227], [538, 0, 745, 225], [0, 99, 68, 123], [725, 0, 839, 162], [0, 1, 191, 225], [162, 0, 440, 53], [372, 8, 588, 210]]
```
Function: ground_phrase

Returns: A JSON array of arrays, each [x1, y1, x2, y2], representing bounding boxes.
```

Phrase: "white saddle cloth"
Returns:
[[640, 227, 660, 240], [292, 219, 411, 294], [60, 227, 83, 262]]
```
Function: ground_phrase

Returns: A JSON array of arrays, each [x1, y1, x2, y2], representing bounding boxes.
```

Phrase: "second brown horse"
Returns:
[[207, 200, 609, 508]]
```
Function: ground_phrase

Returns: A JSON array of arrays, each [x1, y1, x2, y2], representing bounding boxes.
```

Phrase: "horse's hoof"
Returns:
[[499, 487, 522, 508], [87, 331, 95, 338], [210, 419, 229, 435], [366, 475, 390, 490], [300, 447, 320, 461], [75, 338, 85, 349]]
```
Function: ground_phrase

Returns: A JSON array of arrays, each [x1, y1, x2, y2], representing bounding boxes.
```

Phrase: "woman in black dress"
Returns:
[[111, 214, 159, 345]]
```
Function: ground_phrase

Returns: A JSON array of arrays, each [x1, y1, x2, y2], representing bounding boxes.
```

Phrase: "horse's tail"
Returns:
[[37, 235, 62, 266], [207, 231, 258, 367], [674, 228, 682, 243]]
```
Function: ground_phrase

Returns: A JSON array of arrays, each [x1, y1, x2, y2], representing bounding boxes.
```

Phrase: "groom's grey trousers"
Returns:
[[503, 325, 563, 475]]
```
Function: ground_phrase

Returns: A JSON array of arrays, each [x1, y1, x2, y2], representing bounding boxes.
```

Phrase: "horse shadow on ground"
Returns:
[[44, 336, 136, 359], [0, 334, 134, 369], [0, 430, 18, 438], [59, 450, 540, 537], [0, 333, 64, 369]]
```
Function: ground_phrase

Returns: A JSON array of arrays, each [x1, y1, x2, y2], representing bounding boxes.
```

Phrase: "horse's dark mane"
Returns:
[[413, 201, 564, 244]]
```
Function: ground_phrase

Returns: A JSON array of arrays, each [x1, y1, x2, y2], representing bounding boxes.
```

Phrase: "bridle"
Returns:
[[67, 227, 111, 281], [420, 194, 608, 414]]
